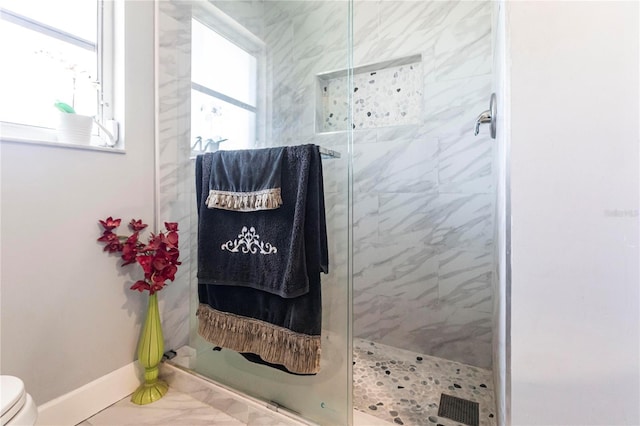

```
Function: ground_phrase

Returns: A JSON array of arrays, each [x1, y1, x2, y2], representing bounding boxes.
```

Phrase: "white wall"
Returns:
[[508, 2, 639, 424], [0, 0, 156, 405]]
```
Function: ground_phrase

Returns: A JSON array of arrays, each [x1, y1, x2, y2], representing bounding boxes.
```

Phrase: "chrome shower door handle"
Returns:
[[474, 110, 492, 135], [474, 93, 497, 139]]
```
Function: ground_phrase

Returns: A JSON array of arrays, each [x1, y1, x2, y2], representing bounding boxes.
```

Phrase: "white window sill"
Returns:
[[0, 122, 125, 154]]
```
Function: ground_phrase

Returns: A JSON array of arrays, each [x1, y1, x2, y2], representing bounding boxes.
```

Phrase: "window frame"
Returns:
[[0, 0, 119, 149], [190, 1, 266, 152]]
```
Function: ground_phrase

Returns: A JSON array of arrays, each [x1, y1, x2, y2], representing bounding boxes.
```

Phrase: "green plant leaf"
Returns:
[[54, 101, 76, 114]]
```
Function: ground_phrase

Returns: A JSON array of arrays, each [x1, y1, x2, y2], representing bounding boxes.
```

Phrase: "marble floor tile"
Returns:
[[81, 388, 245, 425], [353, 338, 496, 426], [159, 363, 306, 426]]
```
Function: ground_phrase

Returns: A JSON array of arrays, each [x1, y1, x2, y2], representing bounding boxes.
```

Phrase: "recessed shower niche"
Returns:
[[317, 55, 423, 133]]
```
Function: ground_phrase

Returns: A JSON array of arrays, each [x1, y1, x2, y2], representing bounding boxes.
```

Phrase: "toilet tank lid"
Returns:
[[1, 376, 26, 416]]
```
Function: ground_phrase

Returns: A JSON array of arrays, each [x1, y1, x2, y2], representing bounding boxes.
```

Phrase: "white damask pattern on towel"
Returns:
[[221, 226, 277, 255]]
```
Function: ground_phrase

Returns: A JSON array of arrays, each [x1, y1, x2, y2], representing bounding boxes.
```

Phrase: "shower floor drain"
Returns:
[[438, 393, 479, 426]]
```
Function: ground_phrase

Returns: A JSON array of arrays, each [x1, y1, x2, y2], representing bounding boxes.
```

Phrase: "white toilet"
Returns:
[[1, 376, 37, 426]]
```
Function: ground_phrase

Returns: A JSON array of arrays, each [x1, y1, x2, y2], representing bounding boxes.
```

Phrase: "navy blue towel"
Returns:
[[195, 145, 328, 374], [196, 145, 327, 298], [205, 147, 284, 212]]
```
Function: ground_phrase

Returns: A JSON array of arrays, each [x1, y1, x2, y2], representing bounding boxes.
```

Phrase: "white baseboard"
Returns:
[[36, 362, 140, 426]]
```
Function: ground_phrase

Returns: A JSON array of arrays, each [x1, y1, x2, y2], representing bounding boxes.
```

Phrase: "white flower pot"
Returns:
[[56, 113, 94, 145]]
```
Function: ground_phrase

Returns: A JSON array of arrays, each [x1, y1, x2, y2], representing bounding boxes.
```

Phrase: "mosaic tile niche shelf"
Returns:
[[353, 338, 497, 426], [317, 55, 423, 133]]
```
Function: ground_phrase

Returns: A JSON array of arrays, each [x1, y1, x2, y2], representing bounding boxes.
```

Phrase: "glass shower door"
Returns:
[[156, 1, 353, 425]]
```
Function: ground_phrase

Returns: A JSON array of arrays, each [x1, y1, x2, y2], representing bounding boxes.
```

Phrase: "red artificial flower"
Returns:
[[150, 283, 164, 294], [136, 255, 154, 276], [151, 273, 166, 285], [166, 249, 180, 263], [152, 256, 168, 272], [129, 219, 148, 232], [99, 217, 121, 231], [97, 230, 118, 243], [121, 233, 140, 266], [163, 264, 178, 281], [157, 246, 180, 265], [166, 231, 178, 246], [99, 217, 180, 295], [104, 241, 123, 253], [130, 280, 151, 292], [142, 233, 163, 251]]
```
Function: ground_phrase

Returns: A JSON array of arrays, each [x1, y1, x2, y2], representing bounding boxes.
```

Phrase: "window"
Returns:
[[190, 17, 260, 154], [0, 0, 115, 146]]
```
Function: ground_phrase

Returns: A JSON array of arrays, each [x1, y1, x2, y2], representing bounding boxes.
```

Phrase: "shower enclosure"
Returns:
[[348, 2, 500, 425], [155, 1, 504, 425], [156, 1, 352, 424]]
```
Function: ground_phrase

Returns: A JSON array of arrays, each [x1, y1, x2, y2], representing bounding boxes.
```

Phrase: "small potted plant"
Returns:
[[36, 49, 115, 146], [54, 100, 94, 145], [55, 101, 115, 146]]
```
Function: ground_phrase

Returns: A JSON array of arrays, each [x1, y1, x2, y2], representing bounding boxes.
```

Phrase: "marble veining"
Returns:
[[265, 0, 497, 368], [353, 139, 439, 194], [80, 363, 305, 426], [156, 0, 193, 353], [350, 0, 496, 361], [159, 363, 306, 426], [438, 135, 494, 194], [433, 14, 492, 81], [156, 0, 496, 378], [438, 249, 493, 314], [211, 0, 265, 40], [291, 1, 345, 61], [81, 389, 245, 426]]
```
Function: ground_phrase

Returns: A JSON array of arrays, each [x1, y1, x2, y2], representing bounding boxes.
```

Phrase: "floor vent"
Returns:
[[438, 393, 479, 426]]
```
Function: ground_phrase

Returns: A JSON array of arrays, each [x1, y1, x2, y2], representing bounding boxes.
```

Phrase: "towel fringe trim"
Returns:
[[206, 188, 282, 212], [196, 304, 321, 374]]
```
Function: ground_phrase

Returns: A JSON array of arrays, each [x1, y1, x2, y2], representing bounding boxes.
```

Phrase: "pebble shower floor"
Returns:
[[353, 339, 497, 426]]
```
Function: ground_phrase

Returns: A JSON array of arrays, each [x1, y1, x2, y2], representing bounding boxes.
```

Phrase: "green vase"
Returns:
[[131, 292, 168, 405]]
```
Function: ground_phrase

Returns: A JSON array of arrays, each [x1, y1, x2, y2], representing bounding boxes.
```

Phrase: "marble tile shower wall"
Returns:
[[262, 1, 351, 337], [257, 0, 495, 367], [348, 1, 496, 368], [156, 0, 495, 369], [157, 0, 193, 353]]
